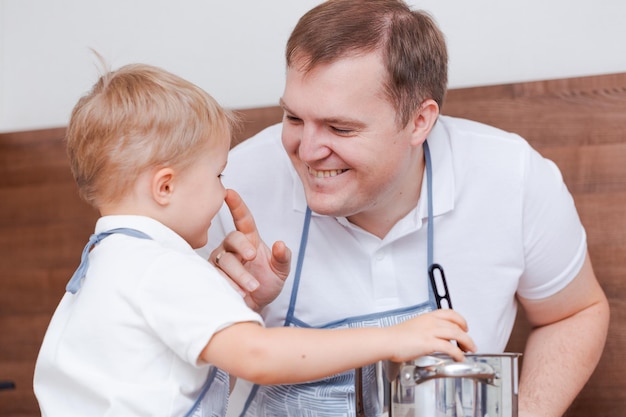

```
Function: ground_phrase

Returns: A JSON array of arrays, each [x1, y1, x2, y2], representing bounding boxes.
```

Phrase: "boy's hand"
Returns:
[[389, 309, 476, 363], [210, 189, 291, 312]]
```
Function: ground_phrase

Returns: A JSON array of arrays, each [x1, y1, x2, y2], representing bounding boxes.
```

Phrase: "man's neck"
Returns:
[[346, 154, 426, 239]]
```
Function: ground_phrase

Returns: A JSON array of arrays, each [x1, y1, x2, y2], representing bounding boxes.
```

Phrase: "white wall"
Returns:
[[1, 0, 625, 133]]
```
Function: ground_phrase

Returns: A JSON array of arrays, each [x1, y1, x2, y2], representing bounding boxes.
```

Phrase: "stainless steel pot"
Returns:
[[355, 353, 521, 417]]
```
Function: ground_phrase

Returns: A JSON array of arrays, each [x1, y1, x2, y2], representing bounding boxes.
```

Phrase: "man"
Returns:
[[202, 1, 609, 416]]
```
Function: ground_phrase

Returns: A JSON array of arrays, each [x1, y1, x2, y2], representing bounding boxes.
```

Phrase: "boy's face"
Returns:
[[169, 135, 229, 248]]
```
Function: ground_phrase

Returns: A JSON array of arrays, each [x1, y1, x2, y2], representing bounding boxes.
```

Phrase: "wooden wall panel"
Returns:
[[232, 106, 283, 148], [1, 74, 625, 416], [0, 128, 96, 415]]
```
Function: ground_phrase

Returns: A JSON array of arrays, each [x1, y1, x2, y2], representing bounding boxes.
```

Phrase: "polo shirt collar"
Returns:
[[419, 117, 455, 221]]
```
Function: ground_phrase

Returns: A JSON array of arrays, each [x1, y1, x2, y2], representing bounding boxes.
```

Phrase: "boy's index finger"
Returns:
[[225, 189, 260, 242]]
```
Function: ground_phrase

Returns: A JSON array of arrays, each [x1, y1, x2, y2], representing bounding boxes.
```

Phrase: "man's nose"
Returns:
[[299, 126, 331, 161]]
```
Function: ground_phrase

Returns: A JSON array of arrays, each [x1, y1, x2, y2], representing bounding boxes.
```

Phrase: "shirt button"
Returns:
[[375, 252, 385, 261]]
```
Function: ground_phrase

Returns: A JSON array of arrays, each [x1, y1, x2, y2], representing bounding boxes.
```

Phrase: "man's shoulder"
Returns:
[[437, 115, 532, 158], [439, 115, 523, 141]]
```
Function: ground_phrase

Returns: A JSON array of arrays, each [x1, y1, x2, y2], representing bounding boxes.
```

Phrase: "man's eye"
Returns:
[[284, 114, 302, 123], [331, 126, 353, 135]]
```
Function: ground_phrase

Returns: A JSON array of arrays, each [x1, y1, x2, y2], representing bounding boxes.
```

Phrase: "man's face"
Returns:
[[280, 52, 427, 236]]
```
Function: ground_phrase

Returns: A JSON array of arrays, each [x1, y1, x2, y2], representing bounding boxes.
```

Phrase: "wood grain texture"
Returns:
[[1, 73, 624, 416], [232, 106, 283, 148]]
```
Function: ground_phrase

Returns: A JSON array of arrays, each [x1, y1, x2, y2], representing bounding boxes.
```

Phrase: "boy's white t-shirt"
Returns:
[[34, 215, 262, 417]]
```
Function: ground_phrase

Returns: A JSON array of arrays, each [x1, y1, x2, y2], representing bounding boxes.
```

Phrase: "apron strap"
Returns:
[[66, 228, 152, 294], [239, 384, 261, 417], [424, 140, 438, 309], [182, 367, 220, 417], [284, 140, 438, 320], [284, 205, 312, 326]]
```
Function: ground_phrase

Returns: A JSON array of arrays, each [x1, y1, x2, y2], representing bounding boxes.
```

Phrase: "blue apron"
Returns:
[[68, 227, 229, 417], [238, 142, 439, 417], [183, 366, 230, 417]]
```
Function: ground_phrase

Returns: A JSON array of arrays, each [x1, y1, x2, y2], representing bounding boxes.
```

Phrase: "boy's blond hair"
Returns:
[[66, 63, 236, 208]]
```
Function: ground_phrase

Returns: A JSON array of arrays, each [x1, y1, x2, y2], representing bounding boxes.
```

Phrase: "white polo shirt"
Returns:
[[203, 116, 586, 353], [35, 215, 262, 417]]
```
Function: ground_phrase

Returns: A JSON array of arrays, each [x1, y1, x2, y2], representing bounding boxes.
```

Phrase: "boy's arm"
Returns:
[[199, 309, 476, 385]]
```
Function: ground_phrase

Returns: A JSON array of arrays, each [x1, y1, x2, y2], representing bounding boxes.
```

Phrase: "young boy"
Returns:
[[33, 63, 474, 417]]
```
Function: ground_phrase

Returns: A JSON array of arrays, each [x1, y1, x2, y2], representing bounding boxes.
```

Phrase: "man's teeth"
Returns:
[[309, 167, 347, 178]]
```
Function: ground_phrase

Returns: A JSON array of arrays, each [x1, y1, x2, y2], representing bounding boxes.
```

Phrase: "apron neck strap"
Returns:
[[286, 140, 436, 324]]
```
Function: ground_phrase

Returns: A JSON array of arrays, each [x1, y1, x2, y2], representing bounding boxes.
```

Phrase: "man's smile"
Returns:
[[307, 167, 349, 178]]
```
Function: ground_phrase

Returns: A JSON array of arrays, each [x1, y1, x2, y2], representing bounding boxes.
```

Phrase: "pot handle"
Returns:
[[400, 357, 496, 387]]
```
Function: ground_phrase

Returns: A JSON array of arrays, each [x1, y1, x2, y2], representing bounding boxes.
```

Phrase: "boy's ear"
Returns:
[[152, 167, 175, 205]]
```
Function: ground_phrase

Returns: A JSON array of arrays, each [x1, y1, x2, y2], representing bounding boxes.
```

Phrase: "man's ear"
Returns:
[[409, 98, 440, 146], [152, 167, 175, 206]]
